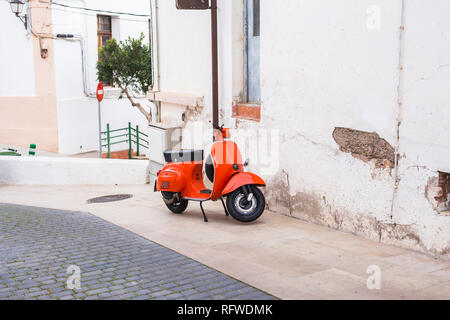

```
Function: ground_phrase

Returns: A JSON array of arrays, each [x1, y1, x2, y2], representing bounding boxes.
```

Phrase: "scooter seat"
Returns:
[[164, 149, 204, 163]]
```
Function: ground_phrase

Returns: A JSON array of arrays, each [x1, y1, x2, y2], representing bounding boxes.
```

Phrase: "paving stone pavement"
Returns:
[[0, 204, 276, 300]]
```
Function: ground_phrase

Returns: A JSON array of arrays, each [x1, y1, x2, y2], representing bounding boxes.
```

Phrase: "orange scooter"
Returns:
[[155, 125, 266, 223]]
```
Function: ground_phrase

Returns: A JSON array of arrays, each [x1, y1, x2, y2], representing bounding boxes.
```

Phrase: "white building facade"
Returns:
[[150, 0, 450, 258], [0, 0, 152, 155]]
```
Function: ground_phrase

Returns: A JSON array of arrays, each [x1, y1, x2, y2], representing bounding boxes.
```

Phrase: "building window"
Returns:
[[253, 0, 260, 37], [97, 15, 112, 49]]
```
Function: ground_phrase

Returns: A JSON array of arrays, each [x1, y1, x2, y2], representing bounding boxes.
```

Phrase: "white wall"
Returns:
[[153, 0, 450, 258], [391, 0, 450, 255], [0, 0, 35, 96], [0, 156, 149, 185], [51, 0, 151, 154], [261, 0, 401, 231], [155, 0, 238, 149]]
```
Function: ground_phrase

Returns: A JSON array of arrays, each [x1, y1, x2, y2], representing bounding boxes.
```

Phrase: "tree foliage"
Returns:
[[97, 33, 153, 122]]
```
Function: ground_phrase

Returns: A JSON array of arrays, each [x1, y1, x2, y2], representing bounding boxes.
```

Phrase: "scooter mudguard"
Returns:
[[156, 168, 185, 192], [221, 172, 266, 196]]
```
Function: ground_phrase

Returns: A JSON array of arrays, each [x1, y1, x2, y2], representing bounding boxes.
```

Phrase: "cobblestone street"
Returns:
[[0, 204, 275, 300]]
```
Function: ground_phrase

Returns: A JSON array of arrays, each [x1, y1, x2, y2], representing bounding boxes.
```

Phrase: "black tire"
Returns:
[[226, 185, 265, 223], [162, 192, 189, 214], [165, 199, 189, 214]]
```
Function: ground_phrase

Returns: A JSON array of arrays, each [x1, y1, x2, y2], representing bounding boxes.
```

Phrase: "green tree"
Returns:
[[97, 33, 153, 122]]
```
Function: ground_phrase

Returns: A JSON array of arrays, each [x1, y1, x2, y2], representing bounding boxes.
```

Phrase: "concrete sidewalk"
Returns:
[[0, 185, 449, 299]]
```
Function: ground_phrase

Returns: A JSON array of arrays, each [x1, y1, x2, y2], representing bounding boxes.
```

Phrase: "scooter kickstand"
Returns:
[[200, 201, 208, 223], [220, 198, 229, 217]]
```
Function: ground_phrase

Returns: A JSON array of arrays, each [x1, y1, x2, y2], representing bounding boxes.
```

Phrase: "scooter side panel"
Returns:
[[221, 172, 266, 196], [181, 163, 210, 199], [157, 162, 208, 199]]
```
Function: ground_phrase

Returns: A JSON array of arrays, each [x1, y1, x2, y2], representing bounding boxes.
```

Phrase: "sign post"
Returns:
[[96, 82, 104, 159]]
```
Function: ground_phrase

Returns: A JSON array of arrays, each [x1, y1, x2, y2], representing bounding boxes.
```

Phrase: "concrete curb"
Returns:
[[0, 156, 149, 185]]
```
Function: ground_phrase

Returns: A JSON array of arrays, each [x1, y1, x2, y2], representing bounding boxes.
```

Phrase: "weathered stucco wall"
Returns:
[[390, 1, 450, 257], [260, 0, 401, 247], [260, 0, 450, 258], [154, 0, 450, 258]]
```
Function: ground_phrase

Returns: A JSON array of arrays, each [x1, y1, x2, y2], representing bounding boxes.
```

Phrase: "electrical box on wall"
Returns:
[[176, 0, 210, 10], [148, 123, 182, 165]]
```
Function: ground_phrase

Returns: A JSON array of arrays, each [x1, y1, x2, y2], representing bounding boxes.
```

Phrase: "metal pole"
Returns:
[[128, 122, 132, 159], [107, 123, 111, 159], [136, 125, 140, 157], [98, 101, 102, 158], [211, 0, 219, 134]]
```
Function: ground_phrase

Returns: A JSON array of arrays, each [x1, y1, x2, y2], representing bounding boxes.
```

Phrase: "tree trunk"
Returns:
[[120, 87, 152, 123]]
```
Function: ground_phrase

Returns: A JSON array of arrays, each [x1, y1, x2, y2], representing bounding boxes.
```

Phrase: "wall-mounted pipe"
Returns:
[[390, 0, 406, 220], [211, 0, 219, 129], [150, 0, 162, 122], [56, 34, 92, 97]]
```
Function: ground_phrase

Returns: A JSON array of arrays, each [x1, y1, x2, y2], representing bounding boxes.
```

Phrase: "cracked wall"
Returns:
[[332, 128, 395, 169], [259, 1, 450, 260], [153, 0, 450, 259]]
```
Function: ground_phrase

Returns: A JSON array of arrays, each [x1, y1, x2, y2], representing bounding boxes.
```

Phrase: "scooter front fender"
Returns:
[[221, 172, 266, 196]]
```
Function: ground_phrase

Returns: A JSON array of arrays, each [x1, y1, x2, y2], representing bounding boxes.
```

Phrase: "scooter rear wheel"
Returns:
[[162, 192, 189, 214], [226, 185, 265, 223], [165, 199, 189, 214]]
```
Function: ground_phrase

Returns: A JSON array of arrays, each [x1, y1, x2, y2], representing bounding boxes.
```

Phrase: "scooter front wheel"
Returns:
[[226, 185, 265, 223]]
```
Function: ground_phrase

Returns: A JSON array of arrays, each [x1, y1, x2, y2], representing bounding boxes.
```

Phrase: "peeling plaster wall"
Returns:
[[260, 0, 402, 247], [154, 0, 450, 259], [260, 0, 450, 258], [390, 1, 450, 257]]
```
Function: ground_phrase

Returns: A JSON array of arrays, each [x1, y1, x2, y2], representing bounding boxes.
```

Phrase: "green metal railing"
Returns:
[[101, 123, 149, 159]]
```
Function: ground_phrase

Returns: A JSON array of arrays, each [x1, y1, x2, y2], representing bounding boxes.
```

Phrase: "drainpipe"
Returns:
[[390, 0, 406, 220], [78, 0, 93, 97], [150, 0, 162, 122], [55, 34, 90, 97], [53, 0, 92, 97], [211, 0, 219, 130]]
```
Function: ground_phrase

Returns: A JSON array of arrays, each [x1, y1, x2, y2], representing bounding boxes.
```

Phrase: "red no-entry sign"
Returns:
[[96, 82, 104, 158], [96, 82, 104, 102]]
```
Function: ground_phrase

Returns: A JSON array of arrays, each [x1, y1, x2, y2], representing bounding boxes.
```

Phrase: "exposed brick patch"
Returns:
[[232, 103, 261, 122], [333, 127, 395, 169], [426, 172, 450, 214]]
